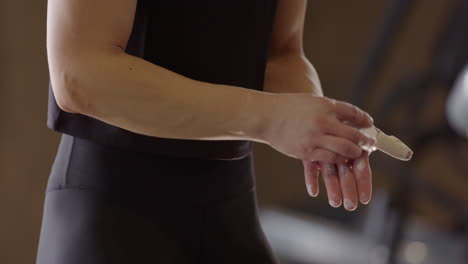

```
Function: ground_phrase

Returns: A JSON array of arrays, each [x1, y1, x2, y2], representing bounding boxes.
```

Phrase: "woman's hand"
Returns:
[[262, 93, 376, 163], [303, 151, 373, 211]]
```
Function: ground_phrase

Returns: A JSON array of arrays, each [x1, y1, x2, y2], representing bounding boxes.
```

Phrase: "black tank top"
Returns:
[[47, 0, 278, 160]]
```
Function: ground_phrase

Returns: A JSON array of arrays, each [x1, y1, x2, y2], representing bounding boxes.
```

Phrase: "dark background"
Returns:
[[1, 0, 465, 263]]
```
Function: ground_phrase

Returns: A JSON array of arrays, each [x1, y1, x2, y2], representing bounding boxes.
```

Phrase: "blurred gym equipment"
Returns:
[[260, 0, 468, 263], [349, 0, 468, 262], [447, 64, 468, 138]]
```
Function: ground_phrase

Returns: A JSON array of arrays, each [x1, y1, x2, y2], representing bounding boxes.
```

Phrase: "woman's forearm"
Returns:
[[264, 53, 322, 95], [50, 49, 275, 143]]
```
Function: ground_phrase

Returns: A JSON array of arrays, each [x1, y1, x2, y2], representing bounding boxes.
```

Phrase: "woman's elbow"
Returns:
[[50, 69, 86, 114]]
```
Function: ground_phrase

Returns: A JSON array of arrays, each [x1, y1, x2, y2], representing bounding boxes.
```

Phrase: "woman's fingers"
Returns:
[[352, 151, 372, 204], [303, 160, 319, 197], [337, 163, 358, 211], [320, 163, 342, 208], [326, 120, 376, 147], [315, 136, 362, 160], [308, 150, 372, 209], [333, 100, 373, 128], [308, 148, 348, 164]]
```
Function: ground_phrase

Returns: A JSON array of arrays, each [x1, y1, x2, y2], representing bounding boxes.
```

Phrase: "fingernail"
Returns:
[[313, 188, 319, 197], [360, 192, 369, 204], [329, 200, 340, 208], [344, 198, 356, 211], [306, 184, 314, 197]]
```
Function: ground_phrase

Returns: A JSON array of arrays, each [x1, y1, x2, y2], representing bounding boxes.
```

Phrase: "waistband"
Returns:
[[47, 134, 256, 206]]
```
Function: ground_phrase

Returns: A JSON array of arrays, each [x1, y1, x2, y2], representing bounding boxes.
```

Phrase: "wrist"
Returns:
[[240, 89, 279, 145]]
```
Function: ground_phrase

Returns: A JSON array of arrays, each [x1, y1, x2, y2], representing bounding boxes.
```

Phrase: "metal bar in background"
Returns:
[[347, 0, 415, 107]]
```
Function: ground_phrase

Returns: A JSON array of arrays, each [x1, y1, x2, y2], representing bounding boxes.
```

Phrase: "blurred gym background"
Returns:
[[1, 0, 468, 263]]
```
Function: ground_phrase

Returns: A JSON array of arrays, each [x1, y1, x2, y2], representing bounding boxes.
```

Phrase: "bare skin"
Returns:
[[264, 0, 374, 210], [47, 0, 375, 211]]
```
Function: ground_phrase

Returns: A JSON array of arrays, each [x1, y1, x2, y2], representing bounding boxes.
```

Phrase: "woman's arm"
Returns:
[[47, 0, 376, 166], [264, 0, 322, 96], [47, 0, 274, 142], [262, 0, 374, 210]]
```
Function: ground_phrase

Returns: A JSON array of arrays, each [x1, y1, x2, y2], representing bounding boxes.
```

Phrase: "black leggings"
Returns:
[[36, 134, 279, 264]]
